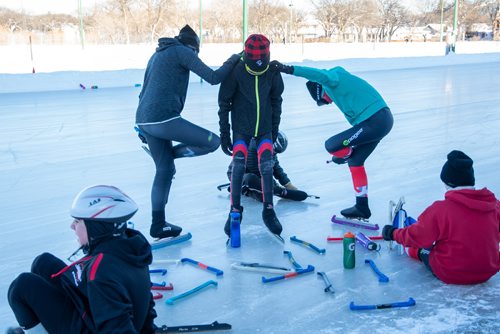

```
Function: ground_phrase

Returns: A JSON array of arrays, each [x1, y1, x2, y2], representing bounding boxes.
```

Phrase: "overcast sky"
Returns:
[[0, 0, 422, 16]]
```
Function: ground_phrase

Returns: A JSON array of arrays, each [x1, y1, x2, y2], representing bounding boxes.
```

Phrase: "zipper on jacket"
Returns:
[[254, 75, 260, 136]]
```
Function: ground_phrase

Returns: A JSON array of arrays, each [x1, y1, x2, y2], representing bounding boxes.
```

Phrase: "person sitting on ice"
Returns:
[[7, 185, 157, 333], [269, 60, 393, 220], [382, 151, 500, 285], [225, 130, 310, 202]]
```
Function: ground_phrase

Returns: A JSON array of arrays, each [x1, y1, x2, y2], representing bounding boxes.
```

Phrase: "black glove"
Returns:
[[220, 132, 233, 156], [382, 225, 397, 241], [269, 60, 294, 74]]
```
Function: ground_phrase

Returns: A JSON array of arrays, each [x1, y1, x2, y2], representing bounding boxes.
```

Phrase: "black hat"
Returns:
[[176, 25, 200, 53], [306, 81, 331, 106], [440, 150, 475, 188]]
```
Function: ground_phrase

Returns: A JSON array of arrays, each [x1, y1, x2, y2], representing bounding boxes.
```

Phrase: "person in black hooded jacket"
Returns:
[[7, 185, 157, 333], [136, 24, 240, 240], [218, 34, 285, 238]]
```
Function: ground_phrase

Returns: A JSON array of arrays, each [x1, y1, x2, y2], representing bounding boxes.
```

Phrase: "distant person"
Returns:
[[382, 151, 500, 284], [226, 131, 310, 202], [270, 61, 393, 219], [136, 25, 241, 240], [218, 34, 285, 239], [7, 185, 157, 333]]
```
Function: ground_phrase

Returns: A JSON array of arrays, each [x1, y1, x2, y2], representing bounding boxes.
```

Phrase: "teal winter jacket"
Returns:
[[293, 66, 388, 125]]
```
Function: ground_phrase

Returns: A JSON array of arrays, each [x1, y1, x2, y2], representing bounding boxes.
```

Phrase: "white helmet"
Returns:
[[273, 131, 288, 154], [71, 185, 138, 223]]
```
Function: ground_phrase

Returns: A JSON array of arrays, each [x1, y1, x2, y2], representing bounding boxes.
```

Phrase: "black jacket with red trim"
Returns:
[[218, 60, 284, 138], [52, 229, 156, 333]]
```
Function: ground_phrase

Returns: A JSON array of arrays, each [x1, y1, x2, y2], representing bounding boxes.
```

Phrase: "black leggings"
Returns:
[[139, 117, 220, 211], [8, 253, 83, 333], [230, 132, 274, 208], [325, 107, 393, 166]]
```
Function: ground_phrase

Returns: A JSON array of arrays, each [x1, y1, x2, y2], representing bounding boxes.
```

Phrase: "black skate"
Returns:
[[340, 205, 371, 219], [262, 205, 284, 242], [6, 328, 25, 334], [150, 222, 182, 239], [224, 206, 243, 237]]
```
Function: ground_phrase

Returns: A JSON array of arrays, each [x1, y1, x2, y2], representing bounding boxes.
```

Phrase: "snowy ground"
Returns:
[[0, 51, 499, 333]]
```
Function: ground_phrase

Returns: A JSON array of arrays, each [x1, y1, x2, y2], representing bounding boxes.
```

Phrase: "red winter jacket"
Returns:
[[393, 188, 500, 284]]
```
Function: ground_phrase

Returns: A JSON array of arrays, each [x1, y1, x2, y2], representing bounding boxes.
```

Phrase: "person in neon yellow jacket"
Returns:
[[270, 61, 393, 219]]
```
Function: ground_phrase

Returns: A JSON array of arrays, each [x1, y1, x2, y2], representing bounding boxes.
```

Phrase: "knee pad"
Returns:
[[232, 140, 248, 160], [257, 139, 273, 172], [332, 146, 352, 159]]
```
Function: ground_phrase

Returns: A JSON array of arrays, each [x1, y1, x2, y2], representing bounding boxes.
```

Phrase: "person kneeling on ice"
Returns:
[[226, 131, 309, 202], [382, 151, 500, 285], [7, 185, 157, 333], [218, 34, 285, 239], [270, 61, 393, 220]]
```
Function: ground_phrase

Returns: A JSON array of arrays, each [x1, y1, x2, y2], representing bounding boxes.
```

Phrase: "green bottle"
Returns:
[[343, 231, 356, 269]]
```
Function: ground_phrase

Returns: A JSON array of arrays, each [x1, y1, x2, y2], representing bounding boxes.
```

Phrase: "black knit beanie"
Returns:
[[440, 150, 475, 188], [176, 25, 200, 53]]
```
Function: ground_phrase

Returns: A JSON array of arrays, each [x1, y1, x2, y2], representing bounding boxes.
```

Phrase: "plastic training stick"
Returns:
[[149, 268, 167, 275], [349, 298, 416, 310], [180, 258, 224, 276], [283, 250, 303, 269], [151, 233, 192, 250], [166, 280, 218, 305], [290, 236, 326, 254], [364, 259, 389, 282], [262, 265, 315, 283]]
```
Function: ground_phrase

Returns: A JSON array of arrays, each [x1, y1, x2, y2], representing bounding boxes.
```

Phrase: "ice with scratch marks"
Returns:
[[0, 49, 499, 333]]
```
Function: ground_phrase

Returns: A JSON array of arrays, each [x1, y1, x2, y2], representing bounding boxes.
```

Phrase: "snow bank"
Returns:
[[0, 41, 499, 94]]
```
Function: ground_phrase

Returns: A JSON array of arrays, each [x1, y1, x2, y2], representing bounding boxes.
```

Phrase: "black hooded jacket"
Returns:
[[136, 37, 239, 125], [218, 60, 284, 137], [52, 229, 156, 333]]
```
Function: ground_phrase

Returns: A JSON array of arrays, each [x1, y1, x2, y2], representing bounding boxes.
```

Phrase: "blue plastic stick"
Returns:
[[262, 265, 315, 283], [151, 233, 192, 250], [283, 250, 303, 269], [350, 298, 416, 310], [290, 236, 326, 254], [149, 268, 167, 275], [364, 259, 389, 282], [180, 258, 224, 276], [166, 280, 218, 305]]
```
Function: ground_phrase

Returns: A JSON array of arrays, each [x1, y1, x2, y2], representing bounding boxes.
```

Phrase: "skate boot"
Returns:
[[340, 197, 371, 219], [224, 206, 243, 237], [262, 204, 283, 236], [150, 210, 182, 239]]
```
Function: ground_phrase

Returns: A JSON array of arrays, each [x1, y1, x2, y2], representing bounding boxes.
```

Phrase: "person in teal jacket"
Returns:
[[270, 61, 393, 219]]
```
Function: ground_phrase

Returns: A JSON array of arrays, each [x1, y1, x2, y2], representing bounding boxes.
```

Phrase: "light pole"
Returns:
[[78, 0, 85, 49], [452, 0, 459, 51], [289, 1, 293, 43], [439, 0, 445, 42], [199, 0, 203, 46], [243, 0, 248, 45]]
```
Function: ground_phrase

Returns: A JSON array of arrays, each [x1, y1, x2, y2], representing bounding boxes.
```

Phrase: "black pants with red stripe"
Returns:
[[8, 253, 83, 333], [325, 107, 393, 166], [230, 132, 274, 209]]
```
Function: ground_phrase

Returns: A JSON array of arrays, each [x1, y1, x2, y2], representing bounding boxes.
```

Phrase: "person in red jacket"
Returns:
[[382, 150, 500, 284]]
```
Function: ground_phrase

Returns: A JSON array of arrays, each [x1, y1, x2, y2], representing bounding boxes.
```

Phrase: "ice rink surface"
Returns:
[[1, 54, 499, 333]]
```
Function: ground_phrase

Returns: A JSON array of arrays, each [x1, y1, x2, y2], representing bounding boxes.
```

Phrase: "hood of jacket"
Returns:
[[91, 228, 152, 268], [445, 187, 498, 213], [156, 37, 181, 52]]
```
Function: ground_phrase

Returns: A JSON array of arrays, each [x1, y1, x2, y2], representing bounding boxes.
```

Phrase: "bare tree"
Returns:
[[376, 0, 411, 41]]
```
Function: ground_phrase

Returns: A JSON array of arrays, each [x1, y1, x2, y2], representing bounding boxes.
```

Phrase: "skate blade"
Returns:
[[151, 233, 192, 250], [331, 215, 379, 230]]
